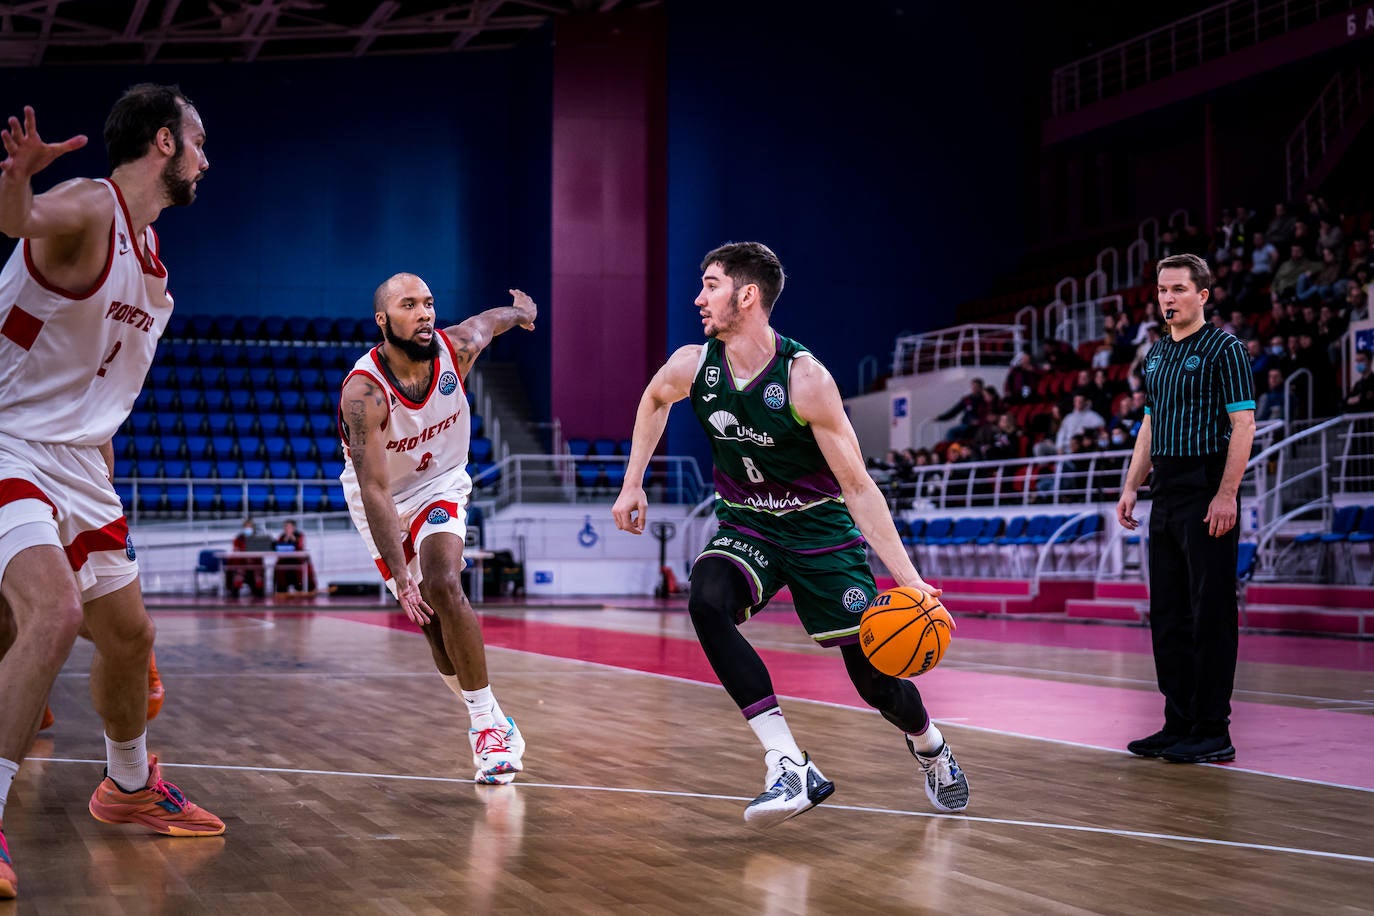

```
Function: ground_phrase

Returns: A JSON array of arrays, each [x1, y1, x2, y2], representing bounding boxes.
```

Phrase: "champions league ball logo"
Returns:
[[427, 507, 451, 525], [763, 383, 786, 410], [439, 371, 458, 395], [843, 587, 869, 614]]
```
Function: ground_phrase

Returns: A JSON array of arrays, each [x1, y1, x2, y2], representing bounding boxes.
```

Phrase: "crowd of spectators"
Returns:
[[870, 195, 1374, 506]]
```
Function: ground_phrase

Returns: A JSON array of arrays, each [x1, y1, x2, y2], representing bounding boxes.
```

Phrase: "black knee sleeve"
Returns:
[[688, 557, 775, 711]]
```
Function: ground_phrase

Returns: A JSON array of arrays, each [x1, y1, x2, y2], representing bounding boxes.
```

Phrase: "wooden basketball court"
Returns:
[[8, 596, 1373, 913]]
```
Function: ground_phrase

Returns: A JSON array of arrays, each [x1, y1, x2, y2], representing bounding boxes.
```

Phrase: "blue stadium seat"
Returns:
[[285, 316, 310, 340], [114, 457, 138, 479], [215, 458, 242, 479], [163, 484, 189, 515], [193, 482, 218, 514], [288, 435, 317, 460], [222, 366, 250, 391], [320, 459, 344, 480], [592, 437, 618, 457], [130, 414, 158, 436], [158, 433, 184, 460], [210, 435, 236, 459], [137, 485, 164, 514], [242, 458, 267, 480], [185, 434, 210, 459], [219, 485, 244, 516], [239, 436, 264, 460], [161, 458, 187, 478], [567, 438, 591, 457], [148, 365, 177, 388], [272, 484, 300, 513], [470, 414, 484, 437], [151, 390, 180, 412], [185, 315, 213, 340], [114, 482, 134, 510], [164, 314, 189, 339], [227, 389, 256, 412], [188, 459, 214, 479], [246, 483, 272, 512], [301, 482, 329, 511], [132, 434, 159, 459], [302, 390, 330, 413], [277, 391, 307, 414], [575, 462, 603, 490], [268, 459, 295, 479], [259, 316, 286, 340], [470, 437, 493, 462]]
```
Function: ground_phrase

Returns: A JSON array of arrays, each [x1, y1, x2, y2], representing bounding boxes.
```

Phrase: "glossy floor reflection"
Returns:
[[5, 602, 1372, 913]]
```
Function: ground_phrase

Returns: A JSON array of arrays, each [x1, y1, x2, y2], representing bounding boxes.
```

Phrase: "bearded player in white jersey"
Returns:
[[0, 86, 224, 900], [340, 273, 536, 784]]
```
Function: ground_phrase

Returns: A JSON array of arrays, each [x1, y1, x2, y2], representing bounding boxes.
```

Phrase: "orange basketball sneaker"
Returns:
[[88, 755, 224, 837], [147, 651, 165, 721], [0, 823, 15, 899]]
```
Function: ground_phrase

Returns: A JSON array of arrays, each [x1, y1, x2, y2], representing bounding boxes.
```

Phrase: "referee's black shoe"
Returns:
[[1161, 733, 1235, 764], [1126, 729, 1186, 758]]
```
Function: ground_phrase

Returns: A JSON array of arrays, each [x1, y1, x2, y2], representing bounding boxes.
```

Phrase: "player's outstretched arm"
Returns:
[[442, 289, 538, 379], [791, 356, 940, 598], [0, 106, 103, 241], [611, 345, 700, 536], [341, 373, 433, 624]]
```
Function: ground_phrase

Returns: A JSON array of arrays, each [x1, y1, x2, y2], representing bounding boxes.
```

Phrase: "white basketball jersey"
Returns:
[[0, 179, 173, 446], [339, 330, 473, 505]]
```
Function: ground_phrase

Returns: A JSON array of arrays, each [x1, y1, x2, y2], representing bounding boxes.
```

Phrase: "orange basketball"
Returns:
[[859, 586, 955, 678]]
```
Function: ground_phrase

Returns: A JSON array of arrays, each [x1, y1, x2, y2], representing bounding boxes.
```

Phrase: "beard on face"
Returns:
[[384, 315, 441, 362], [705, 289, 741, 339], [160, 154, 197, 208]]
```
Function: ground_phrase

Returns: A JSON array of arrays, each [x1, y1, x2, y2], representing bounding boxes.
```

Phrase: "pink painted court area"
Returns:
[[344, 608, 1374, 793]]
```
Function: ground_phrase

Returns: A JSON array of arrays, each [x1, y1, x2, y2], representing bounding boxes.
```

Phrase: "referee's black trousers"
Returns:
[[1147, 455, 1239, 738]]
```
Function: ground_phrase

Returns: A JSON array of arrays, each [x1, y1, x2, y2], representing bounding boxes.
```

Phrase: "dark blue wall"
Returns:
[[663, 0, 1034, 465], [2, 46, 552, 419]]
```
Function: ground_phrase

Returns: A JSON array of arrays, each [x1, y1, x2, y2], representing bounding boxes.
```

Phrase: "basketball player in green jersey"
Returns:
[[612, 242, 969, 827]]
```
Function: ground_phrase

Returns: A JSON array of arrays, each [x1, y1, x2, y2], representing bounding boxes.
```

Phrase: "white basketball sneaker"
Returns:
[[909, 739, 970, 812], [469, 717, 525, 785], [743, 752, 835, 828]]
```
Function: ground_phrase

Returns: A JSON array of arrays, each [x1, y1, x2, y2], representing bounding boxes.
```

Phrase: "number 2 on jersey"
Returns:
[[96, 340, 122, 378]]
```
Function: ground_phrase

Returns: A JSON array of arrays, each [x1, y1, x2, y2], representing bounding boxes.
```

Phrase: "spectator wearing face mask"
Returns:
[[225, 518, 267, 599], [1346, 352, 1374, 413]]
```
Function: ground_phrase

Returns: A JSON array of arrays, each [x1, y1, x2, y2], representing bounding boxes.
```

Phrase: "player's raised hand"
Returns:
[[0, 107, 87, 181], [509, 289, 537, 331]]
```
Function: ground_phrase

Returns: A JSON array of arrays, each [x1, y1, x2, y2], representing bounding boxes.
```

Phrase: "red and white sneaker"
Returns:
[[468, 717, 525, 785], [88, 754, 225, 837]]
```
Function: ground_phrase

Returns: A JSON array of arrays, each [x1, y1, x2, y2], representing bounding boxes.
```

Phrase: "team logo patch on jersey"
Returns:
[[125, 535, 136, 561], [439, 371, 458, 395], [427, 507, 451, 525], [705, 366, 720, 388], [762, 383, 786, 410], [1184, 355, 1202, 371], [1146, 356, 1160, 373], [842, 587, 869, 614]]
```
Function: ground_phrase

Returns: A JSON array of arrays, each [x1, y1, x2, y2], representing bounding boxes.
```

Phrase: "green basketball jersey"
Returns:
[[690, 331, 862, 553]]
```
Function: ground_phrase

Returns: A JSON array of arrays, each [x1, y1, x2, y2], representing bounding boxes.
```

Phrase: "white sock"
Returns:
[[907, 720, 944, 756], [105, 732, 150, 792], [458, 684, 506, 730], [0, 757, 19, 822], [747, 705, 805, 767]]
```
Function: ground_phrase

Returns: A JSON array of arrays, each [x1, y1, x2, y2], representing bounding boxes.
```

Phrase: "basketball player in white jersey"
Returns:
[[0, 86, 224, 900], [341, 273, 536, 784]]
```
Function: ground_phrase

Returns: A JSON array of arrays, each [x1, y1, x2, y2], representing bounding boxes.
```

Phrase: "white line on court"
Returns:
[[25, 755, 1374, 866]]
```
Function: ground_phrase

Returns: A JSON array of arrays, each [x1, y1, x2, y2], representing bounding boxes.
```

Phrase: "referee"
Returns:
[[1117, 253, 1256, 765]]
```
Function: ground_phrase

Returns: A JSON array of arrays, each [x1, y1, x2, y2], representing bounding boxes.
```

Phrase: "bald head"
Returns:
[[373, 272, 425, 314]]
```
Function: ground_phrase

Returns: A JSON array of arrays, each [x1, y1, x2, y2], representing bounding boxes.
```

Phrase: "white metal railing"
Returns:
[[891, 324, 1024, 377], [1045, 294, 1125, 352], [1050, 0, 1355, 116], [1286, 61, 1373, 199]]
